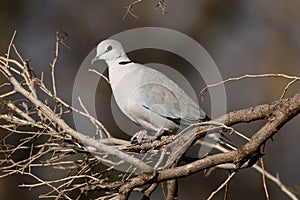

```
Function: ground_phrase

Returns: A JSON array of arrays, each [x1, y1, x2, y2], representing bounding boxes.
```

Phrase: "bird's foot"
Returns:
[[131, 128, 166, 144], [131, 130, 150, 144], [151, 128, 165, 141]]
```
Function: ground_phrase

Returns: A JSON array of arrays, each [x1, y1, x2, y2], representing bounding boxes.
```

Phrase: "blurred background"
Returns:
[[0, 0, 299, 199]]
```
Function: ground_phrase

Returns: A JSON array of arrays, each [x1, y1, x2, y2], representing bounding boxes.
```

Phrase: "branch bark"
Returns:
[[115, 93, 299, 198]]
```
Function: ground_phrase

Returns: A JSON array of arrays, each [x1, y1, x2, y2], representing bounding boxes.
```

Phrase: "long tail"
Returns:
[[203, 116, 237, 150], [206, 132, 238, 150]]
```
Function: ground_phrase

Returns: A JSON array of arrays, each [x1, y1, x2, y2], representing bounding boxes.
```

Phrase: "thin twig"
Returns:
[[12, 44, 25, 64], [156, 0, 167, 13], [253, 166, 298, 200], [260, 157, 270, 200], [0, 90, 16, 98], [50, 31, 61, 97], [280, 78, 298, 99], [77, 96, 112, 138], [88, 68, 110, 84], [201, 141, 299, 200], [207, 172, 236, 200], [200, 73, 300, 99], [122, 0, 142, 20], [5, 31, 16, 66]]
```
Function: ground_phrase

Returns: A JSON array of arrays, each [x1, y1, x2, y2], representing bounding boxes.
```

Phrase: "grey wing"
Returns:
[[137, 70, 207, 125]]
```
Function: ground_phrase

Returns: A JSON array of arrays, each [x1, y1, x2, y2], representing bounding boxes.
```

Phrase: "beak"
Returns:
[[91, 56, 99, 64]]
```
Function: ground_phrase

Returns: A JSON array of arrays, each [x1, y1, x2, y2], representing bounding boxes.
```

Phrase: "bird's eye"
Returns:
[[106, 45, 112, 52]]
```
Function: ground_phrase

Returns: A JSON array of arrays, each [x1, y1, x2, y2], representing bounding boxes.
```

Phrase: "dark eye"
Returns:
[[106, 45, 112, 52]]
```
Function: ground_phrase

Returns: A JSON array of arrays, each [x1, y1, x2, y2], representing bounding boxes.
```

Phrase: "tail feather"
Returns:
[[206, 131, 237, 150]]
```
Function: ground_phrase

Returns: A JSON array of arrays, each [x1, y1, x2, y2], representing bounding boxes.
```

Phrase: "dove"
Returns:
[[92, 39, 235, 148]]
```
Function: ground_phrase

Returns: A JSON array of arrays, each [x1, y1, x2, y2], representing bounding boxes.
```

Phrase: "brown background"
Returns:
[[0, 0, 299, 199]]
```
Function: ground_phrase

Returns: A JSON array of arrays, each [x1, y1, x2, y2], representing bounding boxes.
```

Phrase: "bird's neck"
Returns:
[[107, 55, 132, 91], [105, 54, 130, 66]]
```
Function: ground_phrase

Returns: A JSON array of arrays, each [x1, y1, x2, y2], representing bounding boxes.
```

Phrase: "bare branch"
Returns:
[[200, 73, 299, 99], [122, 0, 167, 19], [115, 93, 299, 196], [260, 157, 270, 200], [5, 31, 16, 66], [0, 61, 152, 172], [89, 68, 111, 84], [122, 0, 142, 20], [280, 78, 298, 99], [207, 172, 236, 200]]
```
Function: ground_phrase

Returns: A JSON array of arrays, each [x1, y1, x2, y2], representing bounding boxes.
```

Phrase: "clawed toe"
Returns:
[[131, 128, 167, 144], [131, 130, 149, 144]]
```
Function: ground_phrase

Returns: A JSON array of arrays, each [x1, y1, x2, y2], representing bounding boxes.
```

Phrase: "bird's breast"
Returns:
[[109, 65, 144, 114]]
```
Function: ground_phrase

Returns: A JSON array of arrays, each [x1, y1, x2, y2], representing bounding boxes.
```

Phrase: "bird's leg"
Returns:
[[151, 128, 165, 141], [131, 128, 166, 144], [131, 130, 149, 144]]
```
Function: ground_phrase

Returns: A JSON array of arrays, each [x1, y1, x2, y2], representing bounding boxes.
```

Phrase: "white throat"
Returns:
[[107, 55, 132, 90]]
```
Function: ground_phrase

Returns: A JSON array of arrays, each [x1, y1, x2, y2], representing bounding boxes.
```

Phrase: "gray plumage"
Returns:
[[92, 39, 208, 137]]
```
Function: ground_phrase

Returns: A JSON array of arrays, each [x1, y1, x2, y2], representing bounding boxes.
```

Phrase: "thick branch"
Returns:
[[216, 97, 291, 125], [117, 93, 299, 196], [165, 93, 299, 166], [162, 93, 299, 179]]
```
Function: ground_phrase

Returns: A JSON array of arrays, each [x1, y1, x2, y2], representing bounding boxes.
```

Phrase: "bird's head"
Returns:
[[92, 39, 125, 64]]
